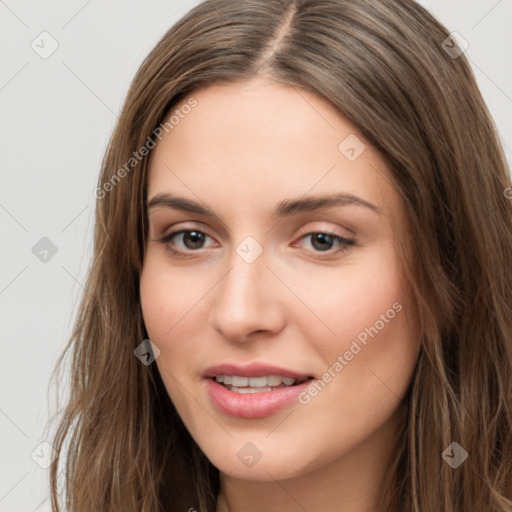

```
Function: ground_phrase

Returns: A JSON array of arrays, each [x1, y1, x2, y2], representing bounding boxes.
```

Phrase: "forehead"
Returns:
[[147, 78, 398, 219]]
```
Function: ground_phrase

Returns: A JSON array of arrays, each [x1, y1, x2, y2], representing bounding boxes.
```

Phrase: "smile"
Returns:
[[215, 375, 310, 393]]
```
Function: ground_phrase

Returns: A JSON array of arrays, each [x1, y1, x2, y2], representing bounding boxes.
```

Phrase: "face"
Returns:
[[140, 77, 419, 482]]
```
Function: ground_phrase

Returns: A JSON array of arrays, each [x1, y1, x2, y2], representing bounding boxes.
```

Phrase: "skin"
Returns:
[[140, 77, 420, 512]]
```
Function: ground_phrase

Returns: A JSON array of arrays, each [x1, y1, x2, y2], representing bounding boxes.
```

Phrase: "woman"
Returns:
[[49, 0, 512, 510]]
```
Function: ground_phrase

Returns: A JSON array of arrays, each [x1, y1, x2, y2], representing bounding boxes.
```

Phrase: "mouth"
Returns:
[[203, 363, 315, 418], [212, 374, 312, 394]]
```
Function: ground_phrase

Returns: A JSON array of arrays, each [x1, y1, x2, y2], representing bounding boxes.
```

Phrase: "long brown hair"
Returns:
[[48, 0, 512, 510]]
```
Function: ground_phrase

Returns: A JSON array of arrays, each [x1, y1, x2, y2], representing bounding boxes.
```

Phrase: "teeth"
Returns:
[[214, 374, 305, 390], [231, 376, 249, 387], [248, 376, 267, 387], [267, 375, 282, 386], [231, 387, 273, 394]]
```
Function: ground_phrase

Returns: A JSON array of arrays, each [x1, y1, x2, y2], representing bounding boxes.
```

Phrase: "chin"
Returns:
[[201, 439, 326, 482]]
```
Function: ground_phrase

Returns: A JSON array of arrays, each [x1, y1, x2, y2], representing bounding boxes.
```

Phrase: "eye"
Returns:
[[295, 230, 354, 257], [158, 229, 215, 253], [156, 227, 354, 259]]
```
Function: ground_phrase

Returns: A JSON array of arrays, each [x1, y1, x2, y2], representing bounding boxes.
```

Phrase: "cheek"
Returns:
[[311, 298, 416, 424], [139, 254, 212, 396], [296, 245, 406, 354], [140, 259, 194, 414], [140, 253, 205, 340], [294, 243, 417, 402]]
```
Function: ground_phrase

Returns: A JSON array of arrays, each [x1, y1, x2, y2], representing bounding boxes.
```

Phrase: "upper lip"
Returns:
[[203, 362, 313, 379]]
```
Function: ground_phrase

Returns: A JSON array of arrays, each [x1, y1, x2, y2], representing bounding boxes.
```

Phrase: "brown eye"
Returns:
[[159, 229, 213, 251], [310, 233, 336, 251], [180, 230, 206, 249], [298, 232, 354, 254]]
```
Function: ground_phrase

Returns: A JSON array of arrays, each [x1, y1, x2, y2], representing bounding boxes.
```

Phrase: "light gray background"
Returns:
[[1, 1, 511, 510]]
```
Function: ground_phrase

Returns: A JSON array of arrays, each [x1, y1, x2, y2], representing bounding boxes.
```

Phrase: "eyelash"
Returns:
[[156, 226, 354, 259]]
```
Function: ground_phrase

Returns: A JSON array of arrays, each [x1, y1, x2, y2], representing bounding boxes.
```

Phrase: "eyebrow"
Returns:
[[147, 192, 381, 217]]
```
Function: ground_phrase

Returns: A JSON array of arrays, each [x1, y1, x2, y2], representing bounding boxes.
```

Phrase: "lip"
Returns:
[[202, 362, 312, 380], [202, 362, 314, 419], [205, 378, 313, 418]]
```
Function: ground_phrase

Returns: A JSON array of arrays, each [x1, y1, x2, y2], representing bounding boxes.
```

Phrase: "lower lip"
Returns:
[[204, 378, 312, 418]]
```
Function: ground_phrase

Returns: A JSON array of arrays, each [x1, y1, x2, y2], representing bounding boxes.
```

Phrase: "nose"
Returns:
[[209, 245, 285, 343]]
